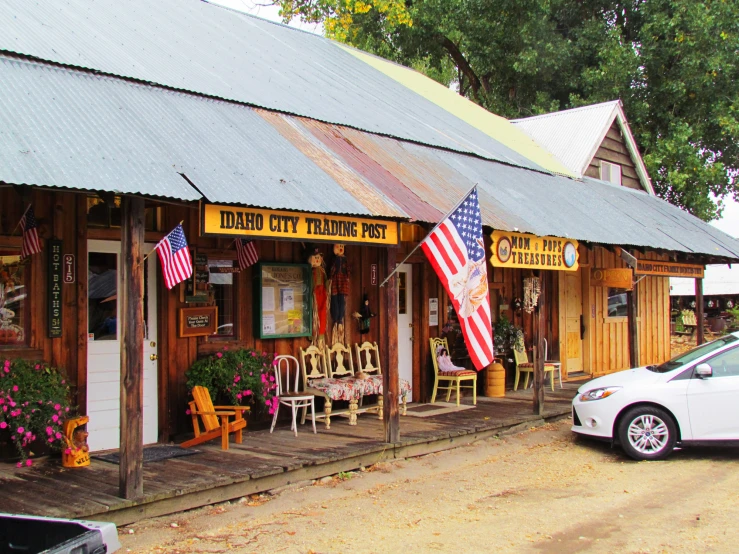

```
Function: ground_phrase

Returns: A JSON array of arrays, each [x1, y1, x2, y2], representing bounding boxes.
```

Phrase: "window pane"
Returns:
[[398, 272, 407, 314], [210, 259, 235, 337], [88, 252, 118, 340], [0, 252, 27, 347], [607, 289, 628, 317], [705, 346, 739, 378]]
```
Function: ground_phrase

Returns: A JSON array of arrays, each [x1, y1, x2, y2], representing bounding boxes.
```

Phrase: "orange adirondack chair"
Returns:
[[181, 386, 249, 450]]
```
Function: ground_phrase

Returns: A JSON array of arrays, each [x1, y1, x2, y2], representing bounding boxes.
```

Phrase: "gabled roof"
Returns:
[[0, 0, 565, 175], [512, 100, 655, 194]]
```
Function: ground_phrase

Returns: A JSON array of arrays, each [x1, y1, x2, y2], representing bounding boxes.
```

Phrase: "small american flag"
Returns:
[[155, 224, 192, 289], [421, 187, 493, 370], [235, 239, 258, 269], [20, 206, 42, 259]]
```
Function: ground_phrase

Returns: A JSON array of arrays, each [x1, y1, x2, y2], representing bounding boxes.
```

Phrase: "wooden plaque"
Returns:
[[179, 306, 218, 338]]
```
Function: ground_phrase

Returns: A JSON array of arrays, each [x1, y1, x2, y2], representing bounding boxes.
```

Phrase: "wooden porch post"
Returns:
[[119, 196, 145, 500], [383, 247, 400, 443], [695, 278, 705, 345], [627, 287, 639, 368], [533, 274, 545, 416]]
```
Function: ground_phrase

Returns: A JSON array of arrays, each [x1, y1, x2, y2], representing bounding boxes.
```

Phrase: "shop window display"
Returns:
[[0, 251, 27, 347]]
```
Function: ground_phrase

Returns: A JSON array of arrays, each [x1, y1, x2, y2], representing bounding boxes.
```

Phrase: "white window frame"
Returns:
[[600, 160, 622, 185]]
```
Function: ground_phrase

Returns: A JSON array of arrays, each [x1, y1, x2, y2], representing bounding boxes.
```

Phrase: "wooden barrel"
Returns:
[[485, 358, 506, 397]]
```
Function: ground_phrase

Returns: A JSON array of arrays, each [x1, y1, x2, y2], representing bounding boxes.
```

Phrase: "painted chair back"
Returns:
[[325, 343, 355, 378], [191, 385, 219, 432], [513, 348, 530, 367], [355, 341, 382, 375], [300, 345, 328, 384], [429, 337, 449, 376]]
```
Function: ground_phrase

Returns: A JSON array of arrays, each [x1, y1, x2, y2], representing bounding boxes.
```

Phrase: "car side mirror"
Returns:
[[695, 363, 712, 378]]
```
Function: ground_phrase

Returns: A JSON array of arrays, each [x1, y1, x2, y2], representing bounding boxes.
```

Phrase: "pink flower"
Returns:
[[269, 375, 275, 382], [64, 448, 73, 455], [16, 462, 21, 468], [52, 415, 59, 422], [55, 432, 62, 439], [54, 404, 61, 411], [250, 352, 257, 357], [48, 438, 54, 443], [0, 422, 6, 429], [35, 364, 40, 370], [216, 352, 223, 359], [46, 426, 53, 435], [65, 407, 69, 412], [3, 368, 8, 374], [223, 346, 229, 351], [234, 375, 241, 383], [185, 409, 191, 415], [244, 389, 252, 396], [236, 393, 242, 400], [25, 431, 32, 438], [17, 427, 24, 434], [61, 380, 65, 385], [262, 352, 267, 357], [12, 386, 18, 392]]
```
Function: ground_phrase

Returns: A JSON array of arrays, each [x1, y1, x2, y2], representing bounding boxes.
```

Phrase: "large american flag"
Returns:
[[20, 206, 42, 259], [155, 224, 192, 289], [421, 187, 493, 370], [235, 238, 258, 269]]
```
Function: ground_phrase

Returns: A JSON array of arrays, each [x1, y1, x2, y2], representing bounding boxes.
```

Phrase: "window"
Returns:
[[210, 259, 235, 338], [703, 345, 739, 378], [87, 196, 161, 231], [398, 272, 407, 314], [0, 250, 27, 347], [600, 161, 622, 186], [607, 289, 628, 317], [88, 252, 118, 341]]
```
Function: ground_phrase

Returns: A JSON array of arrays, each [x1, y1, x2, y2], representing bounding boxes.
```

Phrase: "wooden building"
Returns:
[[2, 0, 739, 496]]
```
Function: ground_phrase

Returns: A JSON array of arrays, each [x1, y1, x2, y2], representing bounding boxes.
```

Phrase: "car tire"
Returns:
[[617, 406, 677, 461]]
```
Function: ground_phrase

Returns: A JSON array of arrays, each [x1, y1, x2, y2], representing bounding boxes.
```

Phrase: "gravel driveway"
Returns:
[[120, 418, 739, 553]]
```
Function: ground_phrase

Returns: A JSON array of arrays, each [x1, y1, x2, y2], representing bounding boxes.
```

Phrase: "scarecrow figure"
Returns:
[[329, 243, 350, 345], [352, 293, 375, 335], [307, 246, 329, 349]]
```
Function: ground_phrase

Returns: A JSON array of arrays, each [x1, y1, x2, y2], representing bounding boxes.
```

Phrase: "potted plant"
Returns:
[[185, 347, 279, 420], [0, 358, 72, 468], [493, 314, 524, 357]]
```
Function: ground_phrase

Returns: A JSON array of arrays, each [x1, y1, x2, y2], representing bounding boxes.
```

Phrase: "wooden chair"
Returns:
[[544, 338, 562, 389], [325, 343, 355, 379], [270, 355, 316, 437], [355, 341, 382, 376], [429, 337, 477, 406], [181, 385, 249, 451], [513, 348, 556, 391]]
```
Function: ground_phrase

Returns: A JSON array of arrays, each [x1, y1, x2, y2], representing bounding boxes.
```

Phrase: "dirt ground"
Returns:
[[118, 418, 739, 553]]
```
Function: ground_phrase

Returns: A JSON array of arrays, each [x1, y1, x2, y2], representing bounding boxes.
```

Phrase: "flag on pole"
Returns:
[[19, 206, 42, 259], [155, 224, 192, 289], [235, 238, 258, 269], [421, 187, 494, 370]]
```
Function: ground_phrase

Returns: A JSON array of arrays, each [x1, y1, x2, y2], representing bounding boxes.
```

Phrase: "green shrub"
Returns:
[[185, 348, 278, 416], [0, 358, 73, 467]]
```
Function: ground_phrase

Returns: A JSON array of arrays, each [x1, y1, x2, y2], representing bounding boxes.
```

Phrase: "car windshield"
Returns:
[[648, 334, 739, 373]]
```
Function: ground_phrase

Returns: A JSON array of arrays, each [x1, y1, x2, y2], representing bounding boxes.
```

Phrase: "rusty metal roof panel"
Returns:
[[0, 0, 545, 172]]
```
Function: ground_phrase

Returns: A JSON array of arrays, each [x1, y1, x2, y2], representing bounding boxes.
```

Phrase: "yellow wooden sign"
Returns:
[[635, 260, 704, 278], [201, 203, 399, 245], [591, 268, 633, 290], [489, 230, 579, 271]]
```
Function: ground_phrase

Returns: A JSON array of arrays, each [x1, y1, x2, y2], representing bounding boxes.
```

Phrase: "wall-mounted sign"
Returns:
[[63, 254, 75, 284], [489, 231, 579, 271], [591, 268, 633, 290], [201, 203, 399, 246], [47, 239, 63, 338], [429, 298, 439, 327], [635, 261, 704, 279], [178, 306, 218, 338]]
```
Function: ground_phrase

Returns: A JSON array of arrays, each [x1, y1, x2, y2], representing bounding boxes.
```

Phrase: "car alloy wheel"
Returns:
[[618, 406, 677, 461]]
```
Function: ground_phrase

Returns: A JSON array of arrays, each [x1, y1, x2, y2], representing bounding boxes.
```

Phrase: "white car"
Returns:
[[572, 331, 739, 460]]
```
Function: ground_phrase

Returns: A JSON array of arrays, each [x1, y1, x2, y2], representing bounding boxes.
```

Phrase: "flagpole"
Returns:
[[10, 204, 32, 236], [379, 184, 478, 288], [143, 220, 184, 261]]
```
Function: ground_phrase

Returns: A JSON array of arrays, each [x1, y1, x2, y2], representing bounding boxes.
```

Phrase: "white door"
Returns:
[[87, 240, 158, 452], [686, 347, 739, 440], [397, 264, 413, 398]]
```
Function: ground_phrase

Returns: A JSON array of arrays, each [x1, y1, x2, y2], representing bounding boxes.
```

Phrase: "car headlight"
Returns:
[[579, 386, 621, 402]]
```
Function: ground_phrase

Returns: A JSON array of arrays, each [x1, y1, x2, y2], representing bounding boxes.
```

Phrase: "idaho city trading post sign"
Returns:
[[490, 230, 579, 271], [201, 203, 398, 245]]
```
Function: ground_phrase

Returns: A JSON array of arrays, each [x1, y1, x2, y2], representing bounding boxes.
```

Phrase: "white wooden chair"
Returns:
[[270, 355, 316, 437], [544, 338, 563, 389], [429, 337, 477, 406]]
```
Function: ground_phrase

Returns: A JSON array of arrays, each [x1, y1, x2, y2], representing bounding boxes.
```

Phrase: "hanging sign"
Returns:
[[591, 268, 633, 290], [63, 254, 75, 284], [489, 231, 579, 271], [429, 298, 439, 326], [201, 203, 398, 246], [47, 239, 63, 338], [635, 260, 704, 278], [371, 264, 378, 285]]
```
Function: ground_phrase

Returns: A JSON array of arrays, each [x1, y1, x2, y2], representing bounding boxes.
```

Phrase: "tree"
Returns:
[[276, 0, 739, 221]]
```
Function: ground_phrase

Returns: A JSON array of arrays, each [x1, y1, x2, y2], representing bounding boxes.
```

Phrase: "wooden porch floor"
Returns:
[[0, 385, 579, 526]]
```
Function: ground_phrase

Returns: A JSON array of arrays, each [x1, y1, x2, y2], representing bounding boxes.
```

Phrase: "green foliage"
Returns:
[[277, 0, 739, 221], [185, 348, 278, 415], [727, 307, 739, 329], [493, 314, 524, 355], [0, 358, 73, 467]]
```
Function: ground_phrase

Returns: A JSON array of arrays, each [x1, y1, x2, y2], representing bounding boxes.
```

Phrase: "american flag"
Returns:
[[155, 224, 192, 289], [421, 187, 493, 370], [20, 206, 42, 259], [235, 239, 258, 269]]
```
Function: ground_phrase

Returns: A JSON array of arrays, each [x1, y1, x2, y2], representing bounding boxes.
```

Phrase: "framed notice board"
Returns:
[[179, 306, 218, 338], [255, 263, 312, 339]]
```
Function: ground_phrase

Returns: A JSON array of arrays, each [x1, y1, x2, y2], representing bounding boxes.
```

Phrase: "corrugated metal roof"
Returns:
[[0, 0, 545, 173], [3, 55, 739, 261], [512, 102, 620, 178]]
